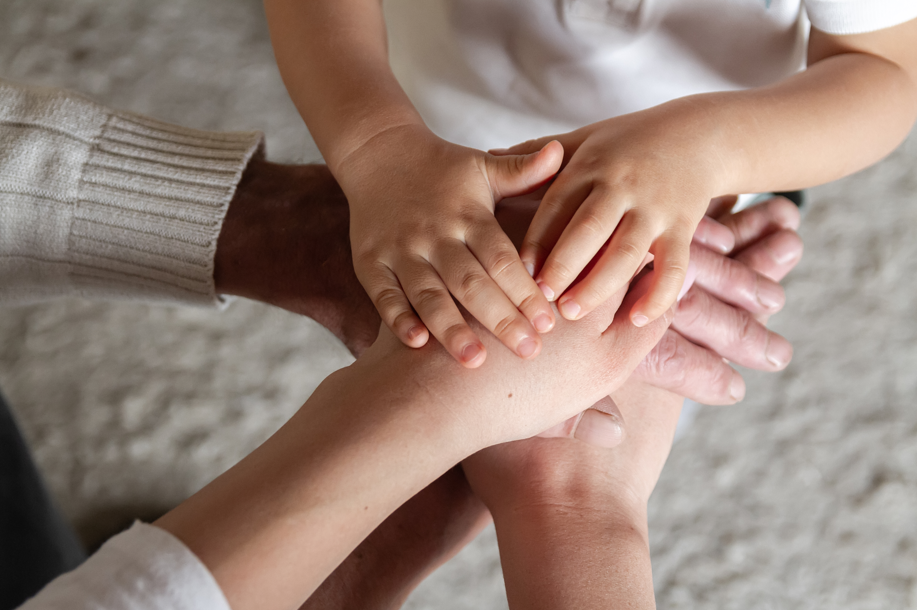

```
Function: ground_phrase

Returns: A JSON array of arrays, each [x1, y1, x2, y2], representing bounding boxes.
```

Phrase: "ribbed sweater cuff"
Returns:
[[71, 110, 263, 307]]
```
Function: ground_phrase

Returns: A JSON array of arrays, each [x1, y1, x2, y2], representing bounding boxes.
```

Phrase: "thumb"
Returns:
[[489, 135, 557, 157], [572, 397, 626, 449], [484, 140, 564, 201]]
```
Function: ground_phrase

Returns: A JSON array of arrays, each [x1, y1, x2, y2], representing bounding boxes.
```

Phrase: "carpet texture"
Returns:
[[1, 1, 916, 607]]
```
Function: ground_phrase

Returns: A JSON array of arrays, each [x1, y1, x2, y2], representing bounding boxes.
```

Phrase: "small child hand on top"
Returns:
[[494, 102, 738, 327]]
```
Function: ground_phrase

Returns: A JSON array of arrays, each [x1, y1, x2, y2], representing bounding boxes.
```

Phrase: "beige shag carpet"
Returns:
[[2, 1, 917, 607]]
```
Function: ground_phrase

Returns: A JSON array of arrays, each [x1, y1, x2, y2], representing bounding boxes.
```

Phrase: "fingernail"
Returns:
[[699, 229, 732, 254], [775, 247, 802, 265], [406, 326, 424, 342], [533, 313, 554, 333], [517, 337, 538, 358], [756, 282, 783, 311], [537, 280, 555, 301], [524, 262, 535, 277], [461, 343, 483, 365], [632, 313, 649, 327], [729, 373, 746, 402], [765, 336, 792, 369], [574, 410, 625, 448], [559, 298, 581, 320]]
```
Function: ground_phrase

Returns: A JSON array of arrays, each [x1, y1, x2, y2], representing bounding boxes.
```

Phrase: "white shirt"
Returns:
[[385, 0, 917, 150]]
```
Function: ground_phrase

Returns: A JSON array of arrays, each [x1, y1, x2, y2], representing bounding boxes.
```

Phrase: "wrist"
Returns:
[[654, 94, 746, 197], [326, 109, 429, 185], [330, 119, 435, 200], [214, 159, 380, 356]]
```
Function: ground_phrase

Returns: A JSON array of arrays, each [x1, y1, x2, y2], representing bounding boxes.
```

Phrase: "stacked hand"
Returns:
[[341, 125, 564, 367], [494, 103, 735, 331], [215, 162, 802, 609]]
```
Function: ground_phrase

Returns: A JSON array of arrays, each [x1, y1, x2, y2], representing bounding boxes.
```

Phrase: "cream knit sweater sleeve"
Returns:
[[0, 78, 264, 307]]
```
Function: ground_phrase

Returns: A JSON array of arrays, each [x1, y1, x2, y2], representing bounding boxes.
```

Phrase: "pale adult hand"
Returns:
[[463, 380, 683, 610], [634, 196, 803, 405]]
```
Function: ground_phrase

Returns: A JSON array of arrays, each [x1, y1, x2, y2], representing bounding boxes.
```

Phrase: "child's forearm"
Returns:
[[682, 23, 917, 195], [263, 0, 425, 173]]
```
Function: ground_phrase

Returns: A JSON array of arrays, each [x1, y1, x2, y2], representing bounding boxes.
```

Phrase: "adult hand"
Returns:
[[214, 159, 381, 357], [633, 196, 803, 405], [463, 380, 683, 610]]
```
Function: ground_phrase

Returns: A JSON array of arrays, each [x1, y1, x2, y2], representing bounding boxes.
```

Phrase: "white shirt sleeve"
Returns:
[[18, 522, 232, 610], [804, 0, 917, 35]]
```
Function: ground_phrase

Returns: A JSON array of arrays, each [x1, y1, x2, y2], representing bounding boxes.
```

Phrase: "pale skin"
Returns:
[[462, 199, 804, 610], [212, 162, 802, 610], [263, 0, 916, 364], [156, 261, 673, 610]]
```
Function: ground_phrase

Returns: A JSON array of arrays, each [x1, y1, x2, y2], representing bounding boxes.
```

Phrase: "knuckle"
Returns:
[[645, 333, 688, 384], [523, 237, 551, 260], [546, 258, 578, 283], [391, 309, 419, 332], [456, 270, 487, 299], [374, 287, 407, 313], [735, 311, 763, 348], [614, 239, 645, 262], [486, 247, 519, 280], [517, 290, 544, 313], [577, 209, 610, 239], [673, 288, 706, 327], [577, 282, 611, 310], [412, 285, 449, 311], [492, 313, 519, 338]]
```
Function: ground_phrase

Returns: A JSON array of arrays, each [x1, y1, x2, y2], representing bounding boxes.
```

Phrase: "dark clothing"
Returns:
[[0, 391, 85, 609]]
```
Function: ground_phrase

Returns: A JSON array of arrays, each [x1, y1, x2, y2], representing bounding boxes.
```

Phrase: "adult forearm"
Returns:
[[301, 467, 488, 610], [155, 366, 473, 610], [484, 383, 683, 610], [263, 0, 424, 173], [494, 488, 655, 610]]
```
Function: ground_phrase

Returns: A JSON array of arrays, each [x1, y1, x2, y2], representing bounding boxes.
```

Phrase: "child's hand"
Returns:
[[340, 124, 564, 367], [493, 108, 734, 326]]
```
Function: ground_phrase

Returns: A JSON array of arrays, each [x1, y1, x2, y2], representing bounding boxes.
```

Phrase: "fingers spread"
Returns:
[[732, 228, 804, 282], [556, 210, 653, 321], [719, 196, 801, 251], [361, 261, 429, 348], [673, 285, 793, 371], [689, 243, 786, 317], [396, 257, 487, 368], [634, 329, 746, 405]]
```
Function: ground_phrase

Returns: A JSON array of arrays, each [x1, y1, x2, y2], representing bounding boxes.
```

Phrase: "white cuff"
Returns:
[[19, 522, 232, 610], [804, 0, 917, 35]]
